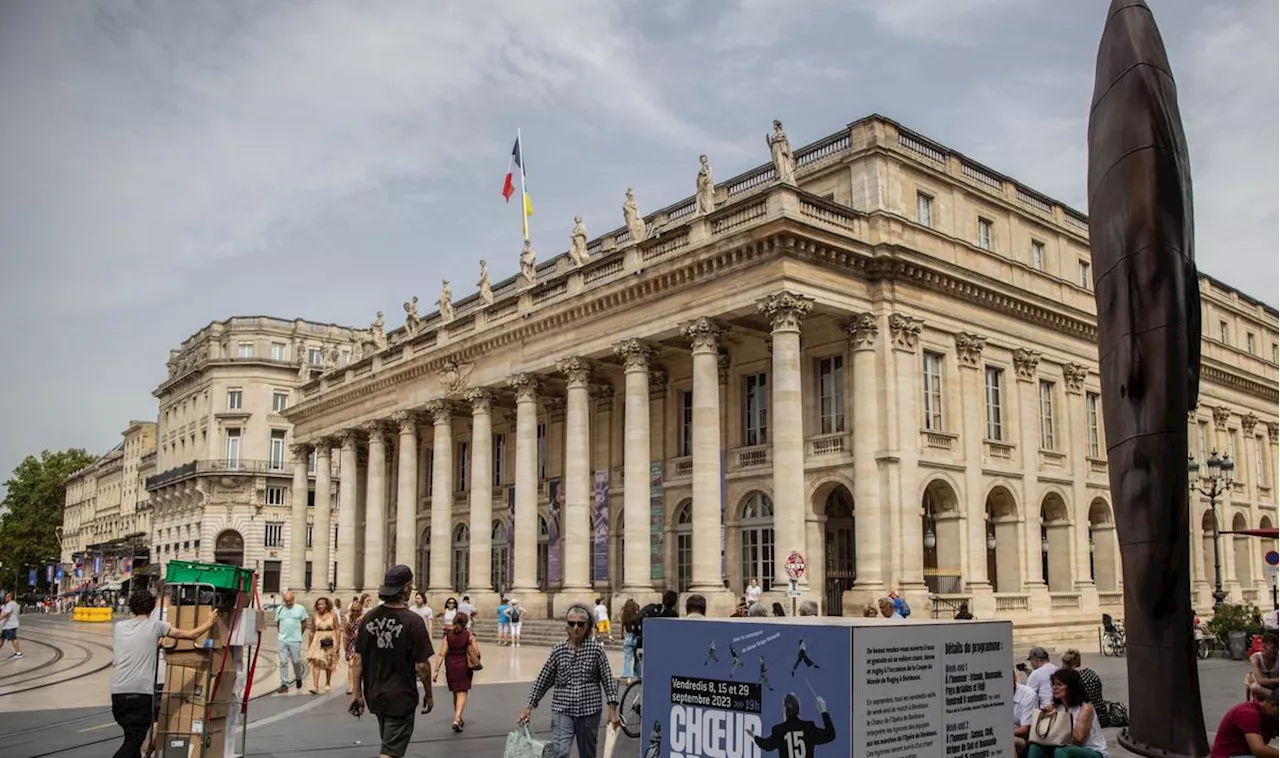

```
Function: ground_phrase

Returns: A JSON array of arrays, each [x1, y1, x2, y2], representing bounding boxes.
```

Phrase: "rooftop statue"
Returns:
[[767, 120, 796, 186], [623, 188, 646, 244], [519, 240, 537, 288], [696, 155, 715, 215], [569, 216, 590, 266], [478, 259, 493, 306], [403, 297, 420, 337], [438, 281, 454, 323], [370, 311, 387, 351]]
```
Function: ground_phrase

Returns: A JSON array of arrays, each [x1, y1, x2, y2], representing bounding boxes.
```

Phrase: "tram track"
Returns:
[[0, 631, 115, 696]]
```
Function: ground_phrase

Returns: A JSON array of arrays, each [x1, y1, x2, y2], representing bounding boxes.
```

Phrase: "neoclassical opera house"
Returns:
[[278, 114, 1279, 641]]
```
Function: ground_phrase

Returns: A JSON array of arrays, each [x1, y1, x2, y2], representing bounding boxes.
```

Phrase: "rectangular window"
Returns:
[[493, 433, 507, 487], [1219, 320, 1229, 343], [308, 347, 323, 366], [264, 522, 283, 547], [816, 356, 845, 434], [237, 342, 253, 358], [977, 218, 993, 250], [1039, 381, 1056, 450], [308, 449, 317, 474], [306, 524, 314, 548], [339, 349, 351, 367], [270, 342, 287, 361], [1031, 240, 1045, 271], [922, 351, 944, 431], [307, 489, 315, 508], [262, 560, 282, 594], [1086, 392, 1101, 458], [743, 373, 769, 446], [1255, 436, 1267, 487], [266, 486, 286, 507], [679, 390, 694, 456], [1273, 343, 1278, 364], [1246, 333, 1256, 354], [456, 441, 469, 492], [1078, 260, 1091, 289], [984, 367, 1004, 440], [304, 561, 312, 591], [227, 389, 242, 410], [1197, 422, 1208, 466], [272, 391, 288, 413], [537, 423, 547, 480], [269, 430, 286, 470], [1227, 430, 1236, 463], [916, 191, 934, 227], [225, 428, 241, 467]]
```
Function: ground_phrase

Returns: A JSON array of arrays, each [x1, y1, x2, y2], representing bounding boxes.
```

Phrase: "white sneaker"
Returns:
[[10, 652, 22, 659]]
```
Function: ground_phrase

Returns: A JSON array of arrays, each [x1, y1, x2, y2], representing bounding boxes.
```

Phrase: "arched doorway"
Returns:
[[672, 500, 693, 593], [417, 527, 430, 593], [214, 530, 244, 567], [491, 520, 510, 595], [537, 515, 550, 591], [1087, 499, 1118, 591], [451, 523, 470, 593], [822, 488, 855, 615], [922, 479, 961, 593], [739, 492, 775, 593], [1040, 493, 1071, 591], [1232, 512, 1252, 591], [985, 486, 1019, 593]]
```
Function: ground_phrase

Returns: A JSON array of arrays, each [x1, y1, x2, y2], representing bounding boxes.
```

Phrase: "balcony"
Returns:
[[806, 433, 849, 457], [984, 440, 1015, 462], [1049, 592, 1081, 610], [921, 430, 957, 453], [1097, 591, 1123, 608], [1088, 458, 1109, 476], [994, 593, 1030, 613], [144, 459, 297, 491], [667, 456, 693, 480], [730, 445, 771, 471], [1039, 449, 1066, 469]]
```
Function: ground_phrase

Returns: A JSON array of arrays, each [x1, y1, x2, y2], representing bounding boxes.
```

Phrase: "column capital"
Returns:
[[424, 399, 454, 425], [1211, 405, 1232, 430], [313, 438, 334, 455], [337, 429, 362, 448], [954, 332, 987, 369], [757, 290, 814, 332], [682, 316, 723, 352], [1063, 363, 1087, 394], [1240, 413, 1258, 435], [1012, 348, 1041, 382], [888, 312, 924, 352], [390, 410, 420, 432], [362, 420, 392, 444], [1187, 407, 1199, 424], [717, 350, 731, 385], [842, 312, 879, 352], [1267, 422, 1278, 443], [289, 443, 313, 459], [613, 339, 653, 372], [556, 356, 593, 388], [463, 388, 494, 414], [508, 373, 542, 402]]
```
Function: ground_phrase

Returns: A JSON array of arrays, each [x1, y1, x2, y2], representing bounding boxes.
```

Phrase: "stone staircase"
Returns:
[[468, 617, 625, 649]]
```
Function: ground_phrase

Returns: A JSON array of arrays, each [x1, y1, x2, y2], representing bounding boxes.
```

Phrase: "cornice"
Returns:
[[1200, 362, 1279, 405]]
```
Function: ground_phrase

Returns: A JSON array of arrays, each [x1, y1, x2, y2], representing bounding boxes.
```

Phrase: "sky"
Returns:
[[0, 0, 1276, 499]]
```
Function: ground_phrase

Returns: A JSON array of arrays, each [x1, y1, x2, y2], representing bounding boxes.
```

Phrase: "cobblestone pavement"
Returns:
[[0, 616, 1260, 757]]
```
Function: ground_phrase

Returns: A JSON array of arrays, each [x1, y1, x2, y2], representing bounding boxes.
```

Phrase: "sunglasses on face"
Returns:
[[567, 620, 588, 628]]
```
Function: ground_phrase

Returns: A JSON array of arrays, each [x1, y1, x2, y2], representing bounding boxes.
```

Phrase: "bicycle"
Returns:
[[1101, 613, 1126, 657], [619, 648, 644, 738]]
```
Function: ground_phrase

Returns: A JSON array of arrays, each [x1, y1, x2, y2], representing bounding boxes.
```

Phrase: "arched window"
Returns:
[[491, 520, 510, 594], [740, 493, 775, 592], [673, 500, 693, 593], [451, 524, 470, 593]]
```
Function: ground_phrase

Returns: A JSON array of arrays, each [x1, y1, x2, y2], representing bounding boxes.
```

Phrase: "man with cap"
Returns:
[[1024, 647, 1058, 708], [350, 565, 435, 758]]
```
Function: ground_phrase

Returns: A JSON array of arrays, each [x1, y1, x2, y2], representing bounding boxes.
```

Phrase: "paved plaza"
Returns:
[[0, 615, 1258, 757]]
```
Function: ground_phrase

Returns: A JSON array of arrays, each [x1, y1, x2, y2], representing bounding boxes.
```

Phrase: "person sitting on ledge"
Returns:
[[1211, 688, 1277, 758]]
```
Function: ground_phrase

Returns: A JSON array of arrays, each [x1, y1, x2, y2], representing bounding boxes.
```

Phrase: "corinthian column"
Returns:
[[555, 357, 594, 614], [313, 439, 334, 592], [614, 339, 654, 601], [392, 411, 419, 569], [684, 318, 730, 604], [508, 375, 543, 608], [1013, 348, 1044, 594], [465, 389, 497, 605], [336, 430, 361, 594], [758, 291, 813, 592], [888, 313, 927, 603], [289, 444, 312, 592], [956, 333, 992, 612], [846, 315, 884, 602], [426, 401, 455, 596], [363, 422, 390, 590]]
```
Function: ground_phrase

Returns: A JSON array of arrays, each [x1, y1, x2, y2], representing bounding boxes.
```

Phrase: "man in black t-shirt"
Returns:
[[753, 692, 837, 757], [350, 565, 435, 758]]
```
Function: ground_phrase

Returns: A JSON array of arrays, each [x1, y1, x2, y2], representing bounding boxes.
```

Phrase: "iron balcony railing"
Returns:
[[145, 458, 299, 490]]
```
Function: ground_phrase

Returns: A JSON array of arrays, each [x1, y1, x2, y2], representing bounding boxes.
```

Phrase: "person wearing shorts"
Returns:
[[594, 598, 612, 641], [507, 599, 524, 647], [0, 591, 21, 659], [496, 598, 511, 646]]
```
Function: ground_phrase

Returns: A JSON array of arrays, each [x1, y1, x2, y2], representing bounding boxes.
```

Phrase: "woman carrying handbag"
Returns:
[[434, 611, 477, 732], [1028, 668, 1108, 757]]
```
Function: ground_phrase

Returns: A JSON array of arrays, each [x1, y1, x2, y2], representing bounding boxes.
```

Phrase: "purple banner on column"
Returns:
[[93, 554, 102, 576], [55, 565, 64, 582], [593, 470, 609, 582], [506, 485, 516, 590], [547, 477, 563, 583], [46, 564, 55, 584], [74, 557, 83, 579], [28, 569, 36, 587], [650, 461, 663, 581]]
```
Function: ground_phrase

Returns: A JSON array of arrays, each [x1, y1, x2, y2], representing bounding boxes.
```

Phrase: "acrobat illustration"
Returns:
[[752, 693, 836, 756], [730, 643, 743, 677], [758, 656, 773, 691], [705, 638, 719, 665], [644, 720, 663, 758], [792, 637, 819, 675]]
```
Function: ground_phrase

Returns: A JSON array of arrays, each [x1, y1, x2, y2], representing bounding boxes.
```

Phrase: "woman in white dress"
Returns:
[[1027, 667, 1108, 757]]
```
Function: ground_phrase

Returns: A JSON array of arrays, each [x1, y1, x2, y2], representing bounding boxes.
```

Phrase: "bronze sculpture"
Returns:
[[1087, 1, 1205, 755]]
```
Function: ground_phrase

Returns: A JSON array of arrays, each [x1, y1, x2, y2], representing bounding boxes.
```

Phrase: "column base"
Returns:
[[965, 583, 996, 620], [614, 587, 661, 618], [684, 587, 736, 617], [507, 589, 548, 620], [553, 587, 596, 618]]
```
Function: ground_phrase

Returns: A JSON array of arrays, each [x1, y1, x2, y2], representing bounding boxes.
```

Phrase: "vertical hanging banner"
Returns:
[[506, 485, 516, 589], [547, 477, 563, 583], [28, 569, 37, 587], [46, 564, 55, 585], [93, 554, 103, 577], [650, 461, 664, 581], [123, 556, 134, 578], [74, 557, 83, 579], [55, 565, 64, 583], [720, 451, 727, 577], [593, 470, 610, 581]]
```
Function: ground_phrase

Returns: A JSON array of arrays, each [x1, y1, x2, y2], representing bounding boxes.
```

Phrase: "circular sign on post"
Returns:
[[1265, 550, 1279, 567], [785, 551, 807, 580]]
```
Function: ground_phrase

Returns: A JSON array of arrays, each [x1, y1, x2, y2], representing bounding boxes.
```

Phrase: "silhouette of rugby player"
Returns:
[[758, 656, 773, 691], [729, 643, 743, 677], [752, 693, 836, 756], [705, 638, 719, 665], [791, 637, 818, 675], [644, 720, 662, 758]]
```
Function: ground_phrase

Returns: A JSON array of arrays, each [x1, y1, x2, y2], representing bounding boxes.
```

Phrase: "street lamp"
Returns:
[[1189, 449, 1234, 611]]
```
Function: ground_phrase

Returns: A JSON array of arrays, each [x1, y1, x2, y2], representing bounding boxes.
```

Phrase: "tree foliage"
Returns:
[[0, 448, 95, 593]]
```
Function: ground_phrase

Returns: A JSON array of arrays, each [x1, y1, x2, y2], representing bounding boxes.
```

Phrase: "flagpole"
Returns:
[[518, 127, 529, 242]]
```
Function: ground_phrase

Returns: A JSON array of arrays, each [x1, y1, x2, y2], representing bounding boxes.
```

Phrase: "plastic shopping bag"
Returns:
[[504, 724, 553, 758], [601, 723, 620, 758]]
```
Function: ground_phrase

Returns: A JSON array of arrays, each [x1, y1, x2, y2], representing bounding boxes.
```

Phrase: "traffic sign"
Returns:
[[1265, 550, 1279, 567], [785, 551, 807, 580], [787, 578, 802, 599]]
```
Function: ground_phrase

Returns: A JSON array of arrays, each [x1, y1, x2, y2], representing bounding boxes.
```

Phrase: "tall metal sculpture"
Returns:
[[1087, 1, 1206, 756]]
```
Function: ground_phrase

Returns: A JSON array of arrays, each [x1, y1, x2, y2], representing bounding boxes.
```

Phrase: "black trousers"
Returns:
[[112, 693, 153, 758]]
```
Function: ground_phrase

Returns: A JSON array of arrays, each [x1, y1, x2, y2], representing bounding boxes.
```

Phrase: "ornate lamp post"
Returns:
[[1188, 450, 1234, 611]]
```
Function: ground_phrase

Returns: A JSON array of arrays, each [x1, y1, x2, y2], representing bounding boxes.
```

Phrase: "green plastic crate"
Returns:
[[164, 560, 255, 594]]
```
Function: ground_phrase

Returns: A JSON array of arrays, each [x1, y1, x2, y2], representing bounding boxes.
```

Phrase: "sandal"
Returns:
[[451, 721, 461, 732]]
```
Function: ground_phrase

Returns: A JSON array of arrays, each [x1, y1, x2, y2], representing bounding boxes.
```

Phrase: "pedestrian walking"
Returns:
[[344, 598, 364, 693], [306, 597, 341, 693], [110, 591, 217, 758], [508, 598, 525, 647], [433, 611, 479, 731], [519, 602, 620, 758], [0, 591, 22, 659], [497, 597, 511, 646], [274, 590, 309, 693], [349, 565, 434, 758], [619, 599, 640, 685], [593, 598, 612, 640]]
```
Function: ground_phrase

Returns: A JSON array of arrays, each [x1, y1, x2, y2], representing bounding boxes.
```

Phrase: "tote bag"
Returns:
[[1029, 707, 1073, 746]]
